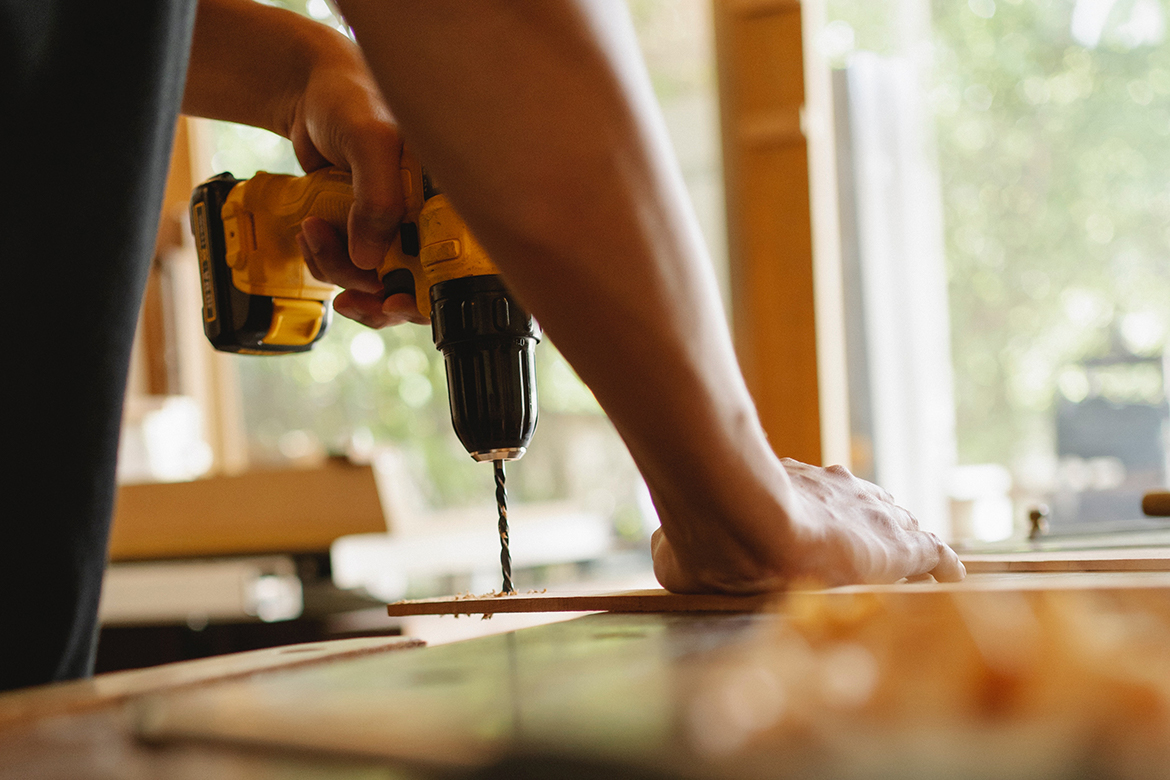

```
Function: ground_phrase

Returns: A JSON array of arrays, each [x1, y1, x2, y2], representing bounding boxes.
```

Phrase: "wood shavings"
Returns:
[[420, 587, 549, 605]]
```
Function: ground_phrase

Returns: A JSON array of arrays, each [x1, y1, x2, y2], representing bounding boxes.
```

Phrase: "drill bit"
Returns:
[[494, 459, 514, 594]]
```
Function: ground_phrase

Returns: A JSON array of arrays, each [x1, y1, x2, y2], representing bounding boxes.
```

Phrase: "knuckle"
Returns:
[[353, 114, 400, 143]]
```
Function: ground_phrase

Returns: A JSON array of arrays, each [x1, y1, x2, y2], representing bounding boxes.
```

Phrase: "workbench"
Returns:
[[4, 572, 1169, 780]]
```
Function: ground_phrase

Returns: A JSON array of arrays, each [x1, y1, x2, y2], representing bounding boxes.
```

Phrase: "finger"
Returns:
[[927, 536, 966, 583], [300, 218, 384, 294], [650, 527, 686, 593], [334, 290, 397, 329], [289, 115, 332, 176], [347, 130, 405, 271], [334, 290, 422, 329], [296, 232, 327, 284], [382, 293, 430, 325]]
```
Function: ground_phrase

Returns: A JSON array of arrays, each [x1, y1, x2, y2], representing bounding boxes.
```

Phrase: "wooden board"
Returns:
[[961, 546, 1170, 573], [11, 574, 1170, 777], [385, 588, 772, 616], [387, 572, 1170, 617], [110, 460, 385, 561], [0, 636, 420, 730]]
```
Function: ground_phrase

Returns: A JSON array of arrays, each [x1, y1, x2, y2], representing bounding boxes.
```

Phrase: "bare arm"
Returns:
[[332, 0, 963, 591], [182, 0, 325, 136]]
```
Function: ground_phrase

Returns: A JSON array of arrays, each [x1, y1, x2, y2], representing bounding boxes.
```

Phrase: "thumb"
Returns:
[[347, 132, 405, 271], [651, 527, 699, 594], [928, 536, 967, 583]]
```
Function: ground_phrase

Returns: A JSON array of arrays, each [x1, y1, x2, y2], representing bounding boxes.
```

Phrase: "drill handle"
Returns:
[[380, 152, 501, 318], [221, 148, 501, 319], [283, 152, 442, 317]]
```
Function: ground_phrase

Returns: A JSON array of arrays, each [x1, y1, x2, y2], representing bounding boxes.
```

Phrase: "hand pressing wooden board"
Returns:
[[385, 588, 772, 616]]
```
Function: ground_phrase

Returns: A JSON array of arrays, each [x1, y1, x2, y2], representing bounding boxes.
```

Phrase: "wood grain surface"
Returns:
[[139, 579, 1170, 776], [0, 636, 421, 730], [9, 573, 1170, 778]]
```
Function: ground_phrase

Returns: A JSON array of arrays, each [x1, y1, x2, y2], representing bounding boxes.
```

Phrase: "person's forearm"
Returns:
[[183, 0, 359, 136], [184, 0, 406, 275], [334, 0, 792, 588]]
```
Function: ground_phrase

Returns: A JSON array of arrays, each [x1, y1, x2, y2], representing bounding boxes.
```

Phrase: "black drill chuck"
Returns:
[[430, 275, 540, 461]]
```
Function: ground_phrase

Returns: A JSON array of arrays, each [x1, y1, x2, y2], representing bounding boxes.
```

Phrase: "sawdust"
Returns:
[[451, 588, 548, 601], [389, 588, 552, 620]]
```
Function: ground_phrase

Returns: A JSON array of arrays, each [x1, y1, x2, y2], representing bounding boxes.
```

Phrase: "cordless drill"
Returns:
[[188, 150, 539, 592]]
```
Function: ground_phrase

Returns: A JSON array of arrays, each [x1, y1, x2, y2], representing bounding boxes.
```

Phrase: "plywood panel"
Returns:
[[0, 636, 420, 730], [385, 588, 772, 617], [386, 571, 1170, 616]]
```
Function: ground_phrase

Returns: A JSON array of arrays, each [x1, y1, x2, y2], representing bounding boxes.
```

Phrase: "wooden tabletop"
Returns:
[[4, 572, 1170, 779]]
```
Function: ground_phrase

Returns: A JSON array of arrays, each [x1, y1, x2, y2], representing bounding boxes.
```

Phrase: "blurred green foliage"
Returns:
[[827, 0, 1170, 469]]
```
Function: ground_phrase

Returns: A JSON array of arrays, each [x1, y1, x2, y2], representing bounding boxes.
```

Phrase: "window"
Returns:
[[818, 0, 1170, 544]]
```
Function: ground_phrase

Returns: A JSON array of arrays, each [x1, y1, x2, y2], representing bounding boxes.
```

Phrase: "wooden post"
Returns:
[[714, 0, 848, 467]]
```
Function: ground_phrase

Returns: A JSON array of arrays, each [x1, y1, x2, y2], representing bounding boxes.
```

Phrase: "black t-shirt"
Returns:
[[1, 0, 197, 690]]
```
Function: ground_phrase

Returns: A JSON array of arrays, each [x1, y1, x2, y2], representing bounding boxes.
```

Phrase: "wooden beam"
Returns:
[[109, 461, 387, 561], [714, 0, 824, 465]]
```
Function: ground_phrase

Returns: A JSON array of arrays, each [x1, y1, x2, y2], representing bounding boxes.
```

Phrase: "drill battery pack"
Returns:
[[189, 172, 332, 355]]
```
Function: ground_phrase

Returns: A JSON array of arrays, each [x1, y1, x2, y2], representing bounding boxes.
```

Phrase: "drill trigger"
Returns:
[[382, 267, 416, 299], [399, 222, 421, 257]]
